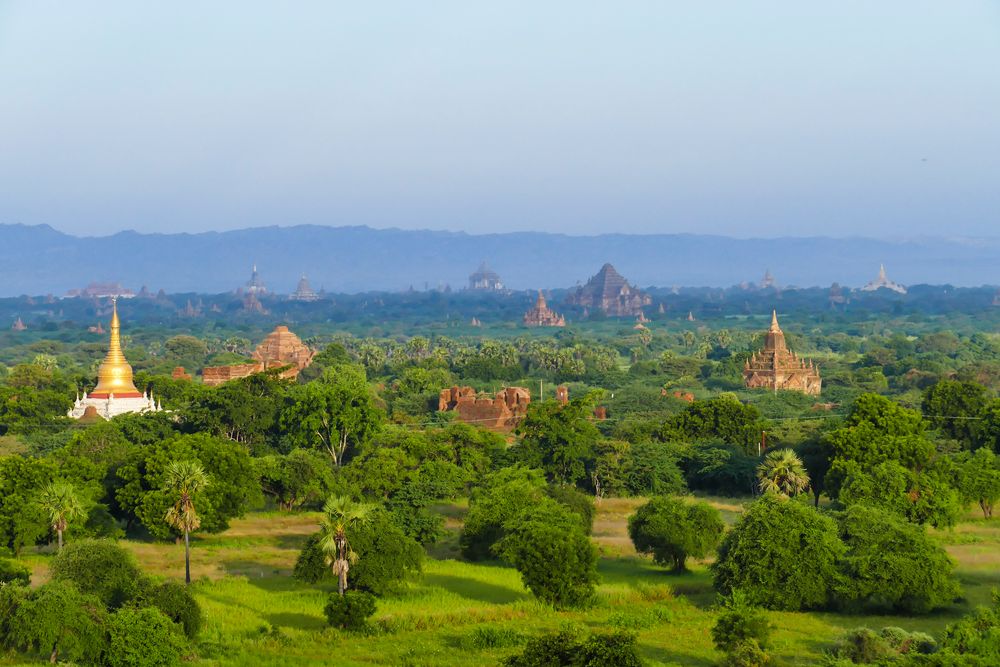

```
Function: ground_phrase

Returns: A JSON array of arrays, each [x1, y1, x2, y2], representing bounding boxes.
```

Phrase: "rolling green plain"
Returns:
[[14, 497, 999, 667]]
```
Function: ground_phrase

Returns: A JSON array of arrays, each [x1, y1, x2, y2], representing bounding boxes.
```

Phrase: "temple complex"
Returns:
[[291, 275, 320, 301], [566, 263, 651, 317], [203, 325, 315, 386], [244, 265, 267, 295], [66, 282, 136, 299], [11, 317, 26, 331], [69, 300, 161, 419], [438, 385, 530, 432], [743, 311, 822, 396], [523, 291, 565, 327], [468, 262, 504, 290], [759, 269, 777, 289], [861, 264, 907, 294]]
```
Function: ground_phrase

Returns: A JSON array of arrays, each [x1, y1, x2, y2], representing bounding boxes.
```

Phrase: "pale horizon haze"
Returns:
[[1, 2, 998, 239]]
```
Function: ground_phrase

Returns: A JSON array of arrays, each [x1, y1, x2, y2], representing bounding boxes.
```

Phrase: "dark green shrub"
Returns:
[[712, 495, 844, 610], [830, 628, 895, 664], [0, 557, 30, 585], [836, 505, 959, 613], [711, 591, 773, 654], [6, 581, 107, 664], [933, 592, 1000, 662], [577, 631, 644, 667], [145, 581, 202, 639], [106, 606, 184, 667], [502, 629, 645, 667], [292, 532, 328, 584], [722, 640, 768, 667], [628, 496, 724, 571], [50, 538, 142, 609], [503, 629, 582, 667], [494, 503, 598, 608], [323, 591, 376, 631]]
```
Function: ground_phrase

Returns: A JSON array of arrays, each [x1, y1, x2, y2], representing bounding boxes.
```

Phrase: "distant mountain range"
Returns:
[[1, 223, 998, 297]]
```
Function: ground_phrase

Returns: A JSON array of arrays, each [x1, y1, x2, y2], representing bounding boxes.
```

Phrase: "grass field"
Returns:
[[14, 497, 1000, 666]]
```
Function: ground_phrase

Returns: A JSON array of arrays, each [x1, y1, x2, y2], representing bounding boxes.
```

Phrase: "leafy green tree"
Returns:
[[628, 496, 723, 571], [106, 606, 184, 667], [713, 494, 844, 611], [37, 482, 85, 551], [665, 395, 766, 454], [977, 399, 1000, 454], [494, 502, 598, 608], [922, 380, 990, 448], [0, 557, 31, 585], [836, 505, 959, 614], [280, 366, 382, 466], [756, 449, 810, 498], [181, 374, 285, 449], [516, 393, 602, 486], [49, 539, 142, 608], [256, 449, 334, 511], [163, 460, 210, 585], [954, 448, 1000, 518], [838, 460, 963, 528], [141, 580, 202, 639], [0, 455, 54, 555], [796, 438, 833, 506], [679, 442, 757, 496], [7, 581, 107, 664], [319, 496, 376, 595], [621, 440, 687, 497], [932, 590, 1000, 662], [460, 466, 548, 560]]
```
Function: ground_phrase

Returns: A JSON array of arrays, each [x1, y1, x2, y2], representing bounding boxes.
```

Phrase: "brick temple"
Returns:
[[203, 325, 315, 386], [523, 291, 565, 327], [438, 385, 531, 432], [566, 263, 651, 317], [743, 311, 822, 395]]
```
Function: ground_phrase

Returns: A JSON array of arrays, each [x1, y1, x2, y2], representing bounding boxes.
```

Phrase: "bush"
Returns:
[[494, 503, 598, 608], [0, 557, 30, 585], [292, 532, 328, 584], [324, 591, 376, 631], [106, 606, 184, 667], [628, 496, 724, 571], [468, 625, 522, 649], [503, 629, 644, 667], [50, 539, 142, 609], [6, 581, 107, 664], [836, 505, 960, 613], [711, 591, 773, 654], [712, 495, 844, 610], [828, 626, 937, 663], [722, 640, 768, 667], [144, 581, 203, 639]]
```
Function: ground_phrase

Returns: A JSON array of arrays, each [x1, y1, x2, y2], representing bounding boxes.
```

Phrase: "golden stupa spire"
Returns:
[[90, 297, 141, 398], [769, 309, 781, 333]]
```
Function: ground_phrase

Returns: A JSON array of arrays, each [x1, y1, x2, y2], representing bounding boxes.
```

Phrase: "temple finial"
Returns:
[[769, 309, 781, 333]]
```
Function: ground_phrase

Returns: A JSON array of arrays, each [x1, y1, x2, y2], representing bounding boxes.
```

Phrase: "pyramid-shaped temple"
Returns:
[[566, 263, 651, 317], [743, 311, 822, 395]]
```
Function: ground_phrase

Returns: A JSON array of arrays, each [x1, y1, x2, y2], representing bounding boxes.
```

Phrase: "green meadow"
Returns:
[[15, 498, 999, 666]]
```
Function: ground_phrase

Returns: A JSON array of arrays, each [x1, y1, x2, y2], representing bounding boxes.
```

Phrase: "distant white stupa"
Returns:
[[861, 264, 907, 294]]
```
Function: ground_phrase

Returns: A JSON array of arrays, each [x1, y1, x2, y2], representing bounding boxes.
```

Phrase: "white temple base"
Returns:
[[68, 393, 161, 419]]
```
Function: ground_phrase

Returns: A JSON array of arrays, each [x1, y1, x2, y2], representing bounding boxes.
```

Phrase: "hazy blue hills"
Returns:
[[1, 223, 998, 296]]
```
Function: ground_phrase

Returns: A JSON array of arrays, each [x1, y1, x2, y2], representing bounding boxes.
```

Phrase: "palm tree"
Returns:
[[163, 461, 210, 585], [38, 482, 85, 551], [319, 496, 375, 596], [757, 449, 810, 498]]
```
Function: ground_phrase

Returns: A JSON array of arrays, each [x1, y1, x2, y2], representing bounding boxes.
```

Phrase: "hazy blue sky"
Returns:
[[1, 2, 998, 238]]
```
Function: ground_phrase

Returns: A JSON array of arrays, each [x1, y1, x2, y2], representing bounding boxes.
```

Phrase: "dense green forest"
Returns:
[[1, 288, 999, 665]]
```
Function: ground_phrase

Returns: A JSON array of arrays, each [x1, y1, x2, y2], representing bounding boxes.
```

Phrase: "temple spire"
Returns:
[[769, 309, 781, 333]]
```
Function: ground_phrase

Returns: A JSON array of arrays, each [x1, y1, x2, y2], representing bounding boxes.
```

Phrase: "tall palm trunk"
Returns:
[[57, 528, 63, 551], [184, 530, 191, 585]]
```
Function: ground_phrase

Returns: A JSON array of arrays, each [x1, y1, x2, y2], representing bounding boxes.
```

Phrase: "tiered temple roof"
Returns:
[[203, 325, 315, 386], [523, 291, 565, 327], [469, 261, 504, 290], [291, 275, 320, 301], [861, 264, 906, 294], [743, 311, 822, 396], [566, 263, 651, 317]]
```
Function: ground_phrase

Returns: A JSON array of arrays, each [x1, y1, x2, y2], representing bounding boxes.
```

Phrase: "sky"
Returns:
[[1, 1, 998, 239]]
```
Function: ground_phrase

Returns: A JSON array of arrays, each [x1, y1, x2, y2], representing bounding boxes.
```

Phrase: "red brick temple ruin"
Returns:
[[523, 291, 565, 327], [203, 325, 315, 386], [438, 385, 531, 432]]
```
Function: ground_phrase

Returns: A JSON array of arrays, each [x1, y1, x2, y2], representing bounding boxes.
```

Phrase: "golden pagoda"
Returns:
[[69, 299, 160, 419], [743, 310, 821, 396]]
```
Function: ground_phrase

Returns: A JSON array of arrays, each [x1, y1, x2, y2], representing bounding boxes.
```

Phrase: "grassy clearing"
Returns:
[[12, 499, 1000, 666]]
